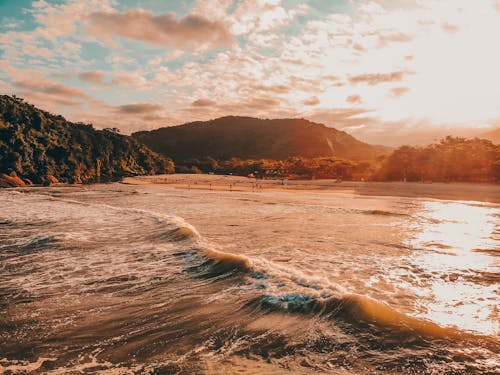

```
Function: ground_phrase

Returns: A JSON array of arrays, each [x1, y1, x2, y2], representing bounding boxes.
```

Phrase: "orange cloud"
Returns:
[[88, 9, 234, 50], [346, 94, 362, 104], [14, 79, 87, 98], [390, 87, 410, 97], [79, 71, 106, 85], [251, 84, 290, 94], [219, 97, 281, 112], [115, 103, 163, 114], [442, 23, 460, 33], [192, 99, 216, 107], [377, 31, 413, 47], [303, 96, 320, 106], [348, 71, 406, 86], [17, 91, 84, 108]]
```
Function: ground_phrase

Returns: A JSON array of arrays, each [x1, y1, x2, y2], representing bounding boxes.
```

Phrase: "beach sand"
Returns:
[[123, 174, 500, 203]]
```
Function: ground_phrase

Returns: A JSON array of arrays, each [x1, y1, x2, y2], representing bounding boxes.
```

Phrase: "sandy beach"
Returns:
[[123, 174, 500, 203]]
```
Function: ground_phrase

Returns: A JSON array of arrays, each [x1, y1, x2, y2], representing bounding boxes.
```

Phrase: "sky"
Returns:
[[0, 0, 499, 146]]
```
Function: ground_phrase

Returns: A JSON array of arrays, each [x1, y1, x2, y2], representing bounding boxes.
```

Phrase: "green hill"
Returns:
[[132, 116, 390, 162], [0, 95, 173, 186]]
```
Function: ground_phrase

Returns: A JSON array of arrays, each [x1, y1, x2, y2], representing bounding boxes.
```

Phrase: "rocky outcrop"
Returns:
[[0, 173, 26, 188]]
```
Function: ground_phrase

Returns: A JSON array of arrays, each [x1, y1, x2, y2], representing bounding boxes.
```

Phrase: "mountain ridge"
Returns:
[[132, 116, 390, 161]]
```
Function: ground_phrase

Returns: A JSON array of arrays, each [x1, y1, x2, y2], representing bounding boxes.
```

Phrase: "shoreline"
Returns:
[[122, 174, 500, 204]]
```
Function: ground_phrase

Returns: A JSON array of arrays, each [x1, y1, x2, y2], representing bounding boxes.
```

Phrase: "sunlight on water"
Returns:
[[407, 201, 499, 335], [2, 187, 500, 374]]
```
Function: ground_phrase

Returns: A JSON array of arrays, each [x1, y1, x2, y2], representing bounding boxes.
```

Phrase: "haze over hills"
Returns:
[[480, 128, 500, 144], [132, 116, 390, 162], [0, 95, 173, 186]]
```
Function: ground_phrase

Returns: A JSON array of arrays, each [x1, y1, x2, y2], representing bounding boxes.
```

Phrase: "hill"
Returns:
[[132, 116, 390, 162], [0, 95, 173, 186]]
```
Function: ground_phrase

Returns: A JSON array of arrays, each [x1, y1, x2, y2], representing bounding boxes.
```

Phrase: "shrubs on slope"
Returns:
[[374, 137, 500, 182]]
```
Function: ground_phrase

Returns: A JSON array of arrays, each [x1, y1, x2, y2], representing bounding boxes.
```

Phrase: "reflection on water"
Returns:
[[1, 186, 499, 374], [407, 201, 499, 335]]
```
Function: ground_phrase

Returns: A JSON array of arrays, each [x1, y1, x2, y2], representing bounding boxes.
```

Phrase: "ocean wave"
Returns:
[[4, 189, 498, 359], [247, 291, 495, 344], [180, 242, 498, 345], [153, 226, 200, 242], [19, 235, 56, 252], [363, 209, 408, 217]]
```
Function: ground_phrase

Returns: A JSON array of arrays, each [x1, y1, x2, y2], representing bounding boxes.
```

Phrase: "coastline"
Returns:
[[3, 173, 499, 373], [122, 174, 500, 204]]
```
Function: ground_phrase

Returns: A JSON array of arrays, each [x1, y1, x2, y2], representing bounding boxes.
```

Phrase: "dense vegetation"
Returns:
[[176, 156, 374, 180], [374, 137, 500, 182], [174, 137, 500, 183], [133, 116, 390, 161], [0, 95, 173, 185]]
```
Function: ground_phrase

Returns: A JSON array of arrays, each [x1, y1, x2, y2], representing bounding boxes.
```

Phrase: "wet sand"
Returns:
[[123, 174, 500, 203]]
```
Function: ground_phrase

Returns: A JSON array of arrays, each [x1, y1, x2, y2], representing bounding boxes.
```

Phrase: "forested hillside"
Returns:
[[374, 137, 500, 182], [132, 116, 390, 161], [0, 95, 173, 186]]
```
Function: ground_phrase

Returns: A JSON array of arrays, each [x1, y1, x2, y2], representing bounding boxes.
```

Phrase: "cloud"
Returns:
[[192, 99, 216, 107], [1, 17, 23, 29], [63, 41, 81, 52], [303, 96, 320, 106], [32, 0, 114, 42], [16, 91, 84, 108], [108, 71, 149, 89], [191, 0, 233, 21], [87, 9, 234, 50], [79, 70, 106, 85], [251, 84, 290, 94], [232, 97, 281, 110], [185, 96, 284, 118], [442, 23, 460, 33], [377, 31, 413, 46], [389, 87, 410, 97], [346, 118, 487, 147], [1, 0, 499, 142], [13, 79, 87, 98], [32, 0, 48, 9], [22, 44, 53, 58], [348, 71, 407, 85], [346, 94, 362, 104], [230, 0, 308, 35], [308, 108, 373, 129], [115, 103, 163, 114]]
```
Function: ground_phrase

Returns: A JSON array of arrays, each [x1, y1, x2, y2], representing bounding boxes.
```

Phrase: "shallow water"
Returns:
[[0, 184, 498, 374]]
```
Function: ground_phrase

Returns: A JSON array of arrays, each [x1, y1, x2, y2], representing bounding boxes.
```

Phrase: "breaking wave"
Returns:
[[2, 188, 499, 374]]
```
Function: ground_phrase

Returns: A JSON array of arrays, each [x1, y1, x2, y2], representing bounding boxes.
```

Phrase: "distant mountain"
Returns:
[[480, 128, 500, 144], [132, 116, 390, 161], [0, 95, 173, 186]]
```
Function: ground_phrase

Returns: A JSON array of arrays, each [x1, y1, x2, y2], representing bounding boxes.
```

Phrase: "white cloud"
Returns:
[[1, 0, 498, 144]]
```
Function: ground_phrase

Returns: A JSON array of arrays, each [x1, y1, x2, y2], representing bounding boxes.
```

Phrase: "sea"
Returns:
[[1, 182, 498, 374]]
